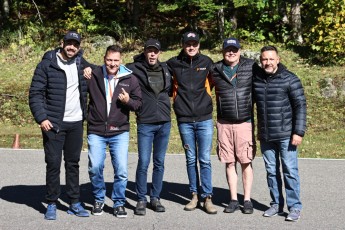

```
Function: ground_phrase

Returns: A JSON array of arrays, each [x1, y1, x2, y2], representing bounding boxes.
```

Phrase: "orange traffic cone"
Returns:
[[12, 134, 21, 149]]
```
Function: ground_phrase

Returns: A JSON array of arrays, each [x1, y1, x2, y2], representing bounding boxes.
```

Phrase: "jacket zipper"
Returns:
[[264, 80, 268, 140], [190, 57, 195, 122]]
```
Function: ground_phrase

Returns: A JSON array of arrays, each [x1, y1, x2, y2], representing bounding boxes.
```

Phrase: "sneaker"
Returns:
[[224, 200, 240, 213], [114, 206, 127, 218], [44, 203, 57, 220], [263, 204, 284, 217], [92, 202, 104, 216], [150, 199, 165, 212], [134, 201, 147, 216], [67, 202, 89, 217], [286, 209, 301, 221], [243, 200, 254, 214]]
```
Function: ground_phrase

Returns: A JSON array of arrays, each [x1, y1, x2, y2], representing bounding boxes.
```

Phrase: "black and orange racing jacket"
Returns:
[[167, 50, 213, 123]]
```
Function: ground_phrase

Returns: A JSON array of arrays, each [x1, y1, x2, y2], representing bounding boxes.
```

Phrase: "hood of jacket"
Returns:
[[101, 64, 133, 79], [133, 53, 146, 63]]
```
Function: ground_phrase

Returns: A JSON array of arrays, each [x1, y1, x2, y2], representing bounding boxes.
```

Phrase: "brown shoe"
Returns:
[[184, 193, 198, 211], [204, 196, 217, 214]]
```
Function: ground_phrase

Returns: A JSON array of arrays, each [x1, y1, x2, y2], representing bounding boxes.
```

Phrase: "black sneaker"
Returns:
[[114, 206, 127, 218], [150, 198, 165, 212], [224, 200, 240, 213], [134, 201, 147, 216], [92, 202, 104, 216], [243, 200, 254, 214]]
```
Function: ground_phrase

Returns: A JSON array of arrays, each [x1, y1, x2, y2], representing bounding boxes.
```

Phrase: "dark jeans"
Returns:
[[42, 121, 83, 204], [135, 122, 171, 201]]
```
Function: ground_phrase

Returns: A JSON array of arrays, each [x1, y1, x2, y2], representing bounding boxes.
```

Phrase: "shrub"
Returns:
[[304, 0, 345, 65]]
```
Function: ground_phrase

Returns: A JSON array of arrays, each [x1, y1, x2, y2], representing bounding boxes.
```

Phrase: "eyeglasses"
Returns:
[[184, 41, 199, 47], [224, 47, 239, 53]]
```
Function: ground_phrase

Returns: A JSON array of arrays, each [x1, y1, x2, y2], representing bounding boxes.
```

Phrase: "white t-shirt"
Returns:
[[56, 52, 83, 122]]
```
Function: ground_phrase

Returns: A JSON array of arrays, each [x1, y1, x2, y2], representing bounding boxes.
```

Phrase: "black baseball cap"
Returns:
[[144, 38, 161, 50], [182, 31, 200, 43], [63, 31, 81, 43]]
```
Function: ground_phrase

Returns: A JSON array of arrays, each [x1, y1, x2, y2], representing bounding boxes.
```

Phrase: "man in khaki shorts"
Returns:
[[210, 38, 256, 214]]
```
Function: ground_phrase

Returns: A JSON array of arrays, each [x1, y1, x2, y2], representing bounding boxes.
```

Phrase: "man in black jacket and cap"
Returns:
[[127, 39, 172, 216]]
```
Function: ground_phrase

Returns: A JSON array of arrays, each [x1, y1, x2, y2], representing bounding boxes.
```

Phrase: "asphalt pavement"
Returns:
[[1, 148, 344, 230]]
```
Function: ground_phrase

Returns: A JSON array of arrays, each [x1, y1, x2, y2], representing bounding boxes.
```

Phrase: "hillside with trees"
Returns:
[[0, 0, 344, 157], [0, 0, 344, 64]]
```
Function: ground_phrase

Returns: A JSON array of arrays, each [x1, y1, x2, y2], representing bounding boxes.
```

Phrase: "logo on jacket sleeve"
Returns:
[[119, 83, 129, 87], [196, 67, 207, 71]]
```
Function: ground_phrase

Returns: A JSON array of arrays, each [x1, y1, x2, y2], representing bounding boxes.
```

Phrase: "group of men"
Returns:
[[29, 30, 306, 222]]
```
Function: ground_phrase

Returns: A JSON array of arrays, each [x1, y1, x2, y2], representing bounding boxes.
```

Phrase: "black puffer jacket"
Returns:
[[126, 53, 172, 124], [253, 63, 307, 141], [29, 48, 91, 133], [167, 50, 213, 122], [211, 57, 254, 122]]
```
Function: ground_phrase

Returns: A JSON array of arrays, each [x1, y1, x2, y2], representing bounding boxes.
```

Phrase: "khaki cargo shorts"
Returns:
[[216, 119, 256, 164]]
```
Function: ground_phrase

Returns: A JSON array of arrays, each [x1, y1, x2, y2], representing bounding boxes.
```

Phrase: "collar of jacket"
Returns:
[[101, 64, 133, 79], [255, 63, 287, 81], [132, 52, 162, 69], [267, 63, 286, 79], [42, 48, 83, 69]]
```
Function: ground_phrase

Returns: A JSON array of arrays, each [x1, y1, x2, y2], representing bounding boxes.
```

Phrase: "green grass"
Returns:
[[0, 43, 344, 158]]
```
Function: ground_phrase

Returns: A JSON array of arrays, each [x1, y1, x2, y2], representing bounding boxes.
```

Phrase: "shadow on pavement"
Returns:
[[1, 180, 267, 215]]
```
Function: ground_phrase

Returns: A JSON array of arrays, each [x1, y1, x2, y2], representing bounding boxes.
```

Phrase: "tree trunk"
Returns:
[[291, 0, 303, 44], [127, 0, 139, 27], [132, 0, 139, 27], [231, 12, 237, 31], [1, 0, 10, 23], [3, 0, 9, 16], [279, 0, 289, 24], [217, 7, 224, 41]]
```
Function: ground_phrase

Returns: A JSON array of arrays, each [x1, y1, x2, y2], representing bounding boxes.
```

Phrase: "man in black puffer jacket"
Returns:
[[29, 31, 95, 220], [210, 38, 255, 215], [253, 45, 307, 222]]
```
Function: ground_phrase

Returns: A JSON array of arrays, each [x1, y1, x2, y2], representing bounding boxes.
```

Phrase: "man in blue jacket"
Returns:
[[253, 45, 307, 222], [127, 39, 172, 216], [87, 45, 142, 218], [29, 30, 94, 220]]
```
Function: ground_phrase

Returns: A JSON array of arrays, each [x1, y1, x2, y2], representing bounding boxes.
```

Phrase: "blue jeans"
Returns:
[[88, 132, 129, 208], [261, 139, 302, 211], [135, 122, 171, 202], [178, 119, 214, 198]]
